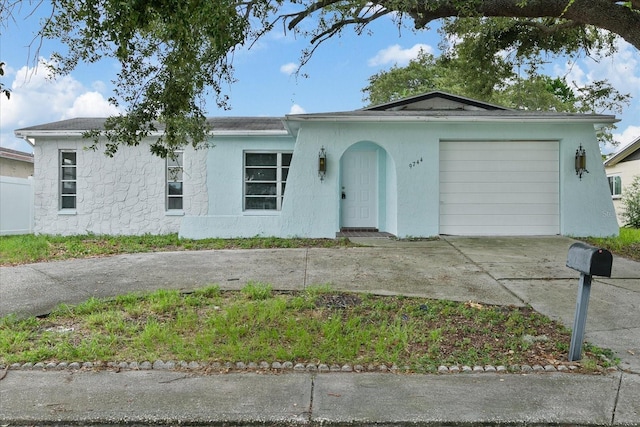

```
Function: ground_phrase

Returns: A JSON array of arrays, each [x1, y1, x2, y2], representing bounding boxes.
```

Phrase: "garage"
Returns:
[[439, 140, 560, 235]]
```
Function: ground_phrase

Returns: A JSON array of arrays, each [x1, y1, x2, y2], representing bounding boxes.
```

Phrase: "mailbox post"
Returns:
[[565, 242, 613, 361]]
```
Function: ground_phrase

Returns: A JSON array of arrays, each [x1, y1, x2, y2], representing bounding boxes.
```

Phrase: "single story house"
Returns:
[[0, 147, 34, 178], [604, 136, 640, 226], [14, 91, 619, 238]]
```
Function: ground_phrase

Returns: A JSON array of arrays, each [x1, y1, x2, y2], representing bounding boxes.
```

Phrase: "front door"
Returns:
[[341, 150, 377, 228]]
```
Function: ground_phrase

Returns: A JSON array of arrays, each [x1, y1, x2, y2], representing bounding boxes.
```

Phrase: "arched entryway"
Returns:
[[339, 142, 396, 233]]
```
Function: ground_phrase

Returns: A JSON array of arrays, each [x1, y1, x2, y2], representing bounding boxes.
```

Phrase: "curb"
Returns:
[[3, 360, 608, 374]]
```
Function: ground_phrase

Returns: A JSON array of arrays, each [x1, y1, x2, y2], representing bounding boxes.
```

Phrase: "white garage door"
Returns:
[[440, 141, 559, 235]]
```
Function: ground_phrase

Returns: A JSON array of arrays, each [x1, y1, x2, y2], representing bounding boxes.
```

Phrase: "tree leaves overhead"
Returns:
[[283, 0, 640, 56], [44, 0, 258, 157], [0, 62, 10, 100], [2, 0, 638, 155]]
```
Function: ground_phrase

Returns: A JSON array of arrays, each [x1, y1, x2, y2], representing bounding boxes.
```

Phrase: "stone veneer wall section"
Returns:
[[33, 139, 208, 236]]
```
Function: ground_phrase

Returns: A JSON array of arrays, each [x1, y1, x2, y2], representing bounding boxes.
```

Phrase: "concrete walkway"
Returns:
[[1, 236, 639, 426]]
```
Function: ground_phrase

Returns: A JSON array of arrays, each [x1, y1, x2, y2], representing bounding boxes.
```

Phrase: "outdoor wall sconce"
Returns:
[[575, 144, 588, 180], [318, 146, 327, 181]]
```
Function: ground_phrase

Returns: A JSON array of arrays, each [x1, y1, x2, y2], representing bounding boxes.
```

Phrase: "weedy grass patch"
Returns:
[[0, 234, 353, 266], [0, 284, 614, 372], [585, 227, 640, 262]]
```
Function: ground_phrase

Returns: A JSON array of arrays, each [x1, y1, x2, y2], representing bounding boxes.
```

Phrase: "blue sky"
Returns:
[[1, 4, 639, 155]]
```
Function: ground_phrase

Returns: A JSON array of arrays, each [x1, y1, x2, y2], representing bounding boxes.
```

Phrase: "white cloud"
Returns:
[[555, 61, 587, 88], [613, 125, 640, 148], [289, 104, 306, 114], [280, 62, 298, 75], [555, 39, 640, 97], [599, 124, 640, 155], [367, 43, 433, 67], [62, 92, 119, 119], [586, 39, 640, 96], [0, 58, 121, 150], [553, 38, 640, 148], [91, 80, 108, 93]]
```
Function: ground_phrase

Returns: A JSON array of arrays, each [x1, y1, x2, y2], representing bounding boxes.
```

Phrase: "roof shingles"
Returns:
[[15, 117, 287, 133]]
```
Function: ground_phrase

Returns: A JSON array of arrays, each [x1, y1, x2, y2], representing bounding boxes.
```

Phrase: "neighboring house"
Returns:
[[0, 147, 34, 178], [604, 136, 640, 226], [14, 91, 619, 238]]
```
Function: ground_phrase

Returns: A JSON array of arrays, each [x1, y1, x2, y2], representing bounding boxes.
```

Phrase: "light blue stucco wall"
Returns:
[[180, 134, 295, 238], [558, 124, 619, 237], [180, 119, 619, 239], [276, 122, 442, 238]]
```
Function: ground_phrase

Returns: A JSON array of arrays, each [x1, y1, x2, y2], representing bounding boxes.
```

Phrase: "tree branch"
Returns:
[[282, 0, 639, 50], [309, 9, 390, 44], [403, 0, 640, 50], [285, 0, 342, 30]]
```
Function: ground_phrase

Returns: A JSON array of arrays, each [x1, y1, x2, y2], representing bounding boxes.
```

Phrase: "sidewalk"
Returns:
[[1, 236, 639, 425], [1, 370, 639, 426]]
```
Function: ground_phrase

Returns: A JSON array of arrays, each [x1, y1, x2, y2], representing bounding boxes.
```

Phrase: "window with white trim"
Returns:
[[167, 151, 183, 210], [244, 152, 292, 210], [608, 175, 622, 198], [59, 150, 77, 209]]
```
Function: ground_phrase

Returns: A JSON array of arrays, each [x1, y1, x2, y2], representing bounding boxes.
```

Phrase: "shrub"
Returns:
[[621, 175, 640, 228]]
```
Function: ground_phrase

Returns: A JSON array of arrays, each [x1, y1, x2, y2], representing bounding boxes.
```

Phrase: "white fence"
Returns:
[[0, 176, 34, 235]]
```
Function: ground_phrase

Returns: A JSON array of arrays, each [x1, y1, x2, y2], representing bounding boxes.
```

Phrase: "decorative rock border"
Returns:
[[1, 360, 605, 374]]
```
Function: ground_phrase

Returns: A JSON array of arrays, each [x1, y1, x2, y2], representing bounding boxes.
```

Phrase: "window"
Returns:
[[59, 151, 77, 210], [244, 152, 292, 210], [167, 151, 183, 210], [608, 175, 622, 198]]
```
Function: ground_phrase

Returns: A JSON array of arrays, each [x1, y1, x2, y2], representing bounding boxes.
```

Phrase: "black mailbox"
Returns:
[[566, 242, 613, 277]]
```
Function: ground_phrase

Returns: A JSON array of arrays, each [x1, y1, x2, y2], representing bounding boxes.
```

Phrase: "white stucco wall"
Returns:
[[0, 157, 34, 178], [34, 138, 207, 236], [606, 159, 640, 226]]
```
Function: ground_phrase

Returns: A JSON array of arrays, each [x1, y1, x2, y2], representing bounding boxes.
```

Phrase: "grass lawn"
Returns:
[[0, 234, 353, 266], [1, 229, 638, 266], [0, 284, 615, 373], [1, 232, 631, 373], [584, 227, 640, 262]]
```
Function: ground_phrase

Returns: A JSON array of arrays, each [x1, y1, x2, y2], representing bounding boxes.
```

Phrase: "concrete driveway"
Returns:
[[1, 235, 639, 371]]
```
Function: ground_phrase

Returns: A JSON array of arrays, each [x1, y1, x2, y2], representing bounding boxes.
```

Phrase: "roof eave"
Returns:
[[15, 130, 92, 139], [14, 129, 290, 140], [0, 152, 34, 162], [604, 136, 640, 166], [211, 130, 290, 137], [285, 114, 618, 124]]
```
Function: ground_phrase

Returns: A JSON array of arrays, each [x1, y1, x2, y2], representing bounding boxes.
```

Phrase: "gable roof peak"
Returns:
[[604, 135, 640, 167], [361, 91, 511, 112]]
